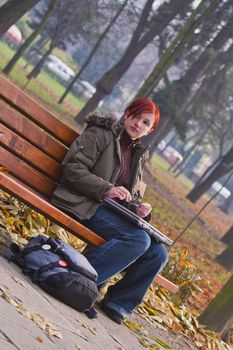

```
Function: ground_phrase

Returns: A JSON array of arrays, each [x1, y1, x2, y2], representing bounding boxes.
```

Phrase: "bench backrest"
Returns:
[[0, 75, 79, 198]]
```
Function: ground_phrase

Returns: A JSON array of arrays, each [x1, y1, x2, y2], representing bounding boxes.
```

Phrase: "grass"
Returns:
[[150, 153, 211, 199], [0, 40, 85, 124], [150, 153, 170, 171], [0, 41, 16, 60]]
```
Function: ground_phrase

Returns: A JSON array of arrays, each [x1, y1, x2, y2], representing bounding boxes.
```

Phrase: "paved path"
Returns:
[[0, 255, 197, 350]]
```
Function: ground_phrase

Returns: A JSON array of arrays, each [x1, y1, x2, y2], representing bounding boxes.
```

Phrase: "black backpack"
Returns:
[[5, 235, 99, 312]]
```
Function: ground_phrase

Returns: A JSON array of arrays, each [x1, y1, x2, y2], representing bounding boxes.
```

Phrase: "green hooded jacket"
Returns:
[[51, 115, 149, 221]]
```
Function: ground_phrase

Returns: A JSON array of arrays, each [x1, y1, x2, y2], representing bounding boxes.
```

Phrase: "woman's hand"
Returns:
[[136, 203, 152, 218], [103, 186, 132, 201]]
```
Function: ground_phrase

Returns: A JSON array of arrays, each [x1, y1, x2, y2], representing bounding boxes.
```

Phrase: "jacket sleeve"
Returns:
[[61, 127, 113, 201]]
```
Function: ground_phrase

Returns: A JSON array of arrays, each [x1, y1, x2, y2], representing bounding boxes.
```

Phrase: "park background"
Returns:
[[0, 1, 233, 349]]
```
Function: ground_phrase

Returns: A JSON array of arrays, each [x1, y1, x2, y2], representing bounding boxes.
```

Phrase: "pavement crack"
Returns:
[[106, 331, 128, 350], [0, 329, 21, 350]]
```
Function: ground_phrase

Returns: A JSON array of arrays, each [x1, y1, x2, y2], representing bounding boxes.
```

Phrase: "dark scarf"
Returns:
[[116, 131, 137, 188]]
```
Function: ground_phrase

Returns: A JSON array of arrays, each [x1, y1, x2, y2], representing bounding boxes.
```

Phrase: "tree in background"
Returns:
[[74, 0, 191, 125], [220, 193, 233, 214], [22, 0, 117, 83], [161, 39, 233, 175], [25, 0, 89, 81], [2, 0, 57, 75], [187, 89, 233, 203], [135, 0, 219, 99], [70, 1, 147, 96], [0, 0, 41, 36], [198, 275, 233, 343], [145, 5, 233, 153], [221, 225, 233, 246], [216, 241, 233, 271], [25, 0, 67, 81], [58, 0, 129, 104], [184, 56, 233, 190]]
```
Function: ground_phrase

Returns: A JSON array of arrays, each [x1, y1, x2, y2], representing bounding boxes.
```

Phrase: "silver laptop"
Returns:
[[103, 198, 173, 246]]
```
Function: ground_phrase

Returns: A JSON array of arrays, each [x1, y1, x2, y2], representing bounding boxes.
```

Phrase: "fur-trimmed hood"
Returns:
[[85, 113, 150, 153], [85, 113, 123, 136]]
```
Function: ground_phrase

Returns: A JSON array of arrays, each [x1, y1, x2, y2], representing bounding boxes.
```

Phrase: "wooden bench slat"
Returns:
[[0, 75, 78, 146], [0, 172, 105, 246], [0, 123, 61, 181], [154, 274, 179, 293], [0, 99, 68, 162], [0, 147, 55, 197]]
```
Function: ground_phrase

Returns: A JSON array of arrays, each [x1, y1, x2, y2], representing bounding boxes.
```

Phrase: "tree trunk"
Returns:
[[174, 147, 200, 177], [75, 87, 108, 127], [173, 144, 195, 174], [221, 225, 233, 245], [58, 0, 129, 104], [198, 275, 233, 339], [135, 0, 219, 98], [216, 243, 233, 270], [173, 128, 208, 176], [26, 45, 53, 81], [0, 0, 41, 36], [74, 0, 189, 126], [25, 17, 60, 83], [2, 0, 57, 75], [220, 193, 233, 215], [173, 146, 195, 175], [187, 146, 233, 203], [23, 36, 50, 69], [148, 119, 174, 157], [193, 156, 221, 188], [141, 114, 171, 147]]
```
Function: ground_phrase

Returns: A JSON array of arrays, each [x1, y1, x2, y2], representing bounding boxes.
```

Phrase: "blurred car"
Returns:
[[209, 181, 231, 206], [44, 55, 75, 83], [157, 140, 166, 152], [5, 25, 22, 46], [162, 146, 183, 165], [73, 80, 96, 99]]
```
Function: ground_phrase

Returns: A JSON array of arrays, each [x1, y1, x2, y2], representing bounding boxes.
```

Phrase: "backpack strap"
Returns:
[[22, 238, 65, 258], [4, 243, 24, 267], [30, 261, 67, 283], [21, 244, 44, 256]]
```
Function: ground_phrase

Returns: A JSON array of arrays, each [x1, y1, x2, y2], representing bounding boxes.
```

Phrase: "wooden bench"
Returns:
[[0, 74, 178, 294]]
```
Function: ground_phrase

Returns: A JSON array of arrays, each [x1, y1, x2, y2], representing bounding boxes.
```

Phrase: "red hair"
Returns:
[[124, 98, 160, 130]]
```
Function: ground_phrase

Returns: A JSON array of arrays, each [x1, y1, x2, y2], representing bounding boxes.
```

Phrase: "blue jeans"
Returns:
[[84, 205, 168, 316]]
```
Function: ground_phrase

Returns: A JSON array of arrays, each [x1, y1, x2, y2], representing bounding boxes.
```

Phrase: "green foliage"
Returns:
[[152, 79, 191, 140]]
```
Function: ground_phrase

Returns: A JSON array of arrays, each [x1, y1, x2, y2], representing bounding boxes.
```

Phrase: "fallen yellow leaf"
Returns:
[[36, 336, 44, 343]]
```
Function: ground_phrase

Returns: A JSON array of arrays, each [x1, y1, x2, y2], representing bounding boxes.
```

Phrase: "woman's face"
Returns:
[[124, 112, 154, 140]]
